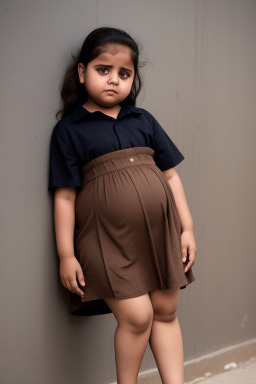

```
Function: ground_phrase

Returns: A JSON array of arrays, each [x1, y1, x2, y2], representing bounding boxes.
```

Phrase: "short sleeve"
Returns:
[[48, 122, 82, 191], [151, 115, 185, 171]]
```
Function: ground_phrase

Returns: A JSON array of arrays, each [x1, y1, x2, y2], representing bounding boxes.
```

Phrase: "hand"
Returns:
[[180, 229, 197, 273], [59, 257, 86, 297]]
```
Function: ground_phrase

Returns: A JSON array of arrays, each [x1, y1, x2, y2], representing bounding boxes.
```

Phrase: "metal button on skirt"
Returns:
[[70, 147, 195, 316]]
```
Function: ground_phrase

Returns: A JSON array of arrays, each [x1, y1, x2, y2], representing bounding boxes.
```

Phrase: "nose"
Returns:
[[107, 71, 119, 85]]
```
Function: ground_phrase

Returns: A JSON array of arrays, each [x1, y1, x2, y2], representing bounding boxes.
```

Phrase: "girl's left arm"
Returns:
[[162, 167, 197, 272]]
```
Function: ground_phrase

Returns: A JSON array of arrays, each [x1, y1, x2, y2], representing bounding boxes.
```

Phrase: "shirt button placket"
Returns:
[[113, 120, 123, 149]]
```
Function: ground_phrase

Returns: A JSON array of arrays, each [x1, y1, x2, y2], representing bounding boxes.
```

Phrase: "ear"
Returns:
[[78, 63, 86, 84]]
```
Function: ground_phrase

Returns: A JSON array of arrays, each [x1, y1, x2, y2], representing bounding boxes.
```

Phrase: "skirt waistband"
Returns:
[[81, 147, 155, 184]]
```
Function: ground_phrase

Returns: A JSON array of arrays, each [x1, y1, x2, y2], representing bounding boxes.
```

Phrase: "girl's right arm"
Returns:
[[54, 188, 85, 297]]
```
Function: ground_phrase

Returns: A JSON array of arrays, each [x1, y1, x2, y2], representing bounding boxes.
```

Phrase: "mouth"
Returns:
[[105, 89, 118, 94]]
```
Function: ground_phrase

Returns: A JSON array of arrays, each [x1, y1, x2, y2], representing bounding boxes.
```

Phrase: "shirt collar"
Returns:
[[72, 101, 142, 122]]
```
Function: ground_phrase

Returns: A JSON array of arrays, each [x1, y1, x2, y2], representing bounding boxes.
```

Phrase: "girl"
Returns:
[[49, 27, 196, 384]]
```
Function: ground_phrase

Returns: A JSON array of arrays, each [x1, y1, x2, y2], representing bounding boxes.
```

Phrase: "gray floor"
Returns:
[[186, 358, 256, 384]]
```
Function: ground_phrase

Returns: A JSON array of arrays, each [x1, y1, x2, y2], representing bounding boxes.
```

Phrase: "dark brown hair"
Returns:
[[56, 27, 144, 119]]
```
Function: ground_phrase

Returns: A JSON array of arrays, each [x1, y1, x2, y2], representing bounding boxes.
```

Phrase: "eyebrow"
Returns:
[[94, 64, 133, 73]]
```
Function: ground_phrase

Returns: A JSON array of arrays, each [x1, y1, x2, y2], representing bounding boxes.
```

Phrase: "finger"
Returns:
[[184, 253, 195, 272], [181, 247, 188, 263], [189, 251, 196, 264], [70, 279, 85, 297], [65, 280, 73, 293], [77, 269, 86, 287], [184, 260, 194, 273], [188, 246, 197, 260]]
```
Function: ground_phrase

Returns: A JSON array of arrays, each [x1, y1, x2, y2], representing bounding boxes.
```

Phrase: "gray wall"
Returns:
[[1, 0, 256, 383]]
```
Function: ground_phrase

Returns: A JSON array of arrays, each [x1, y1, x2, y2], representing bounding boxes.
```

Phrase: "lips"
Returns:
[[105, 89, 118, 94]]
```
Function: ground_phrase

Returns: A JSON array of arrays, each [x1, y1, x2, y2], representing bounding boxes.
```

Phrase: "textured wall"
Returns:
[[1, 0, 256, 383]]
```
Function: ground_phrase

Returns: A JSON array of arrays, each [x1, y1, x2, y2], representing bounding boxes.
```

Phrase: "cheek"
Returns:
[[129, 75, 135, 88], [125, 78, 134, 92], [85, 76, 104, 93]]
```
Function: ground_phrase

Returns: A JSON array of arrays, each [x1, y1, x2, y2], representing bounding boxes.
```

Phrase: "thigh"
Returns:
[[149, 288, 180, 322], [104, 294, 154, 330]]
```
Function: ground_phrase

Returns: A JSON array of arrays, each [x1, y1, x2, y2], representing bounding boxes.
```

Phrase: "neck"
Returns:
[[83, 100, 121, 119]]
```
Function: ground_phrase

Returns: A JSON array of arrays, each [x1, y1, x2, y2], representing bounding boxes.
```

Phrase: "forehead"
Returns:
[[92, 44, 134, 68]]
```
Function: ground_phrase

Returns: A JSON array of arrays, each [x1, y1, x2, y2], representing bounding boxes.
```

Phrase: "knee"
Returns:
[[122, 308, 154, 335], [153, 305, 177, 323]]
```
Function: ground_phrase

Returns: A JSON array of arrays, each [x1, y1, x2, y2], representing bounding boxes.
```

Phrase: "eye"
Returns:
[[97, 68, 109, 74], [119, 72, 130, 79]]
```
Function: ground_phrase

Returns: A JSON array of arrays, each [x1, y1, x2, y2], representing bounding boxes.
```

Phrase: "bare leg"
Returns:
[[104, 294, 153, 384], [149, 288, 184, 384]]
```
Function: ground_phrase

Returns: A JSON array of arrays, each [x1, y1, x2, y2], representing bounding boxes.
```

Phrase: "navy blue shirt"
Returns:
[[48, 102, 185, 191]]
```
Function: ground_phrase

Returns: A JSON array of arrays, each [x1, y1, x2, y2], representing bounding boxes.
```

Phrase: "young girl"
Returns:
[[49, 27, 196, 384]]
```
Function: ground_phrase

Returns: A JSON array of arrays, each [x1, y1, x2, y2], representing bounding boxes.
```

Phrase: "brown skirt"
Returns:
[[70, 147, 195, 316]]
